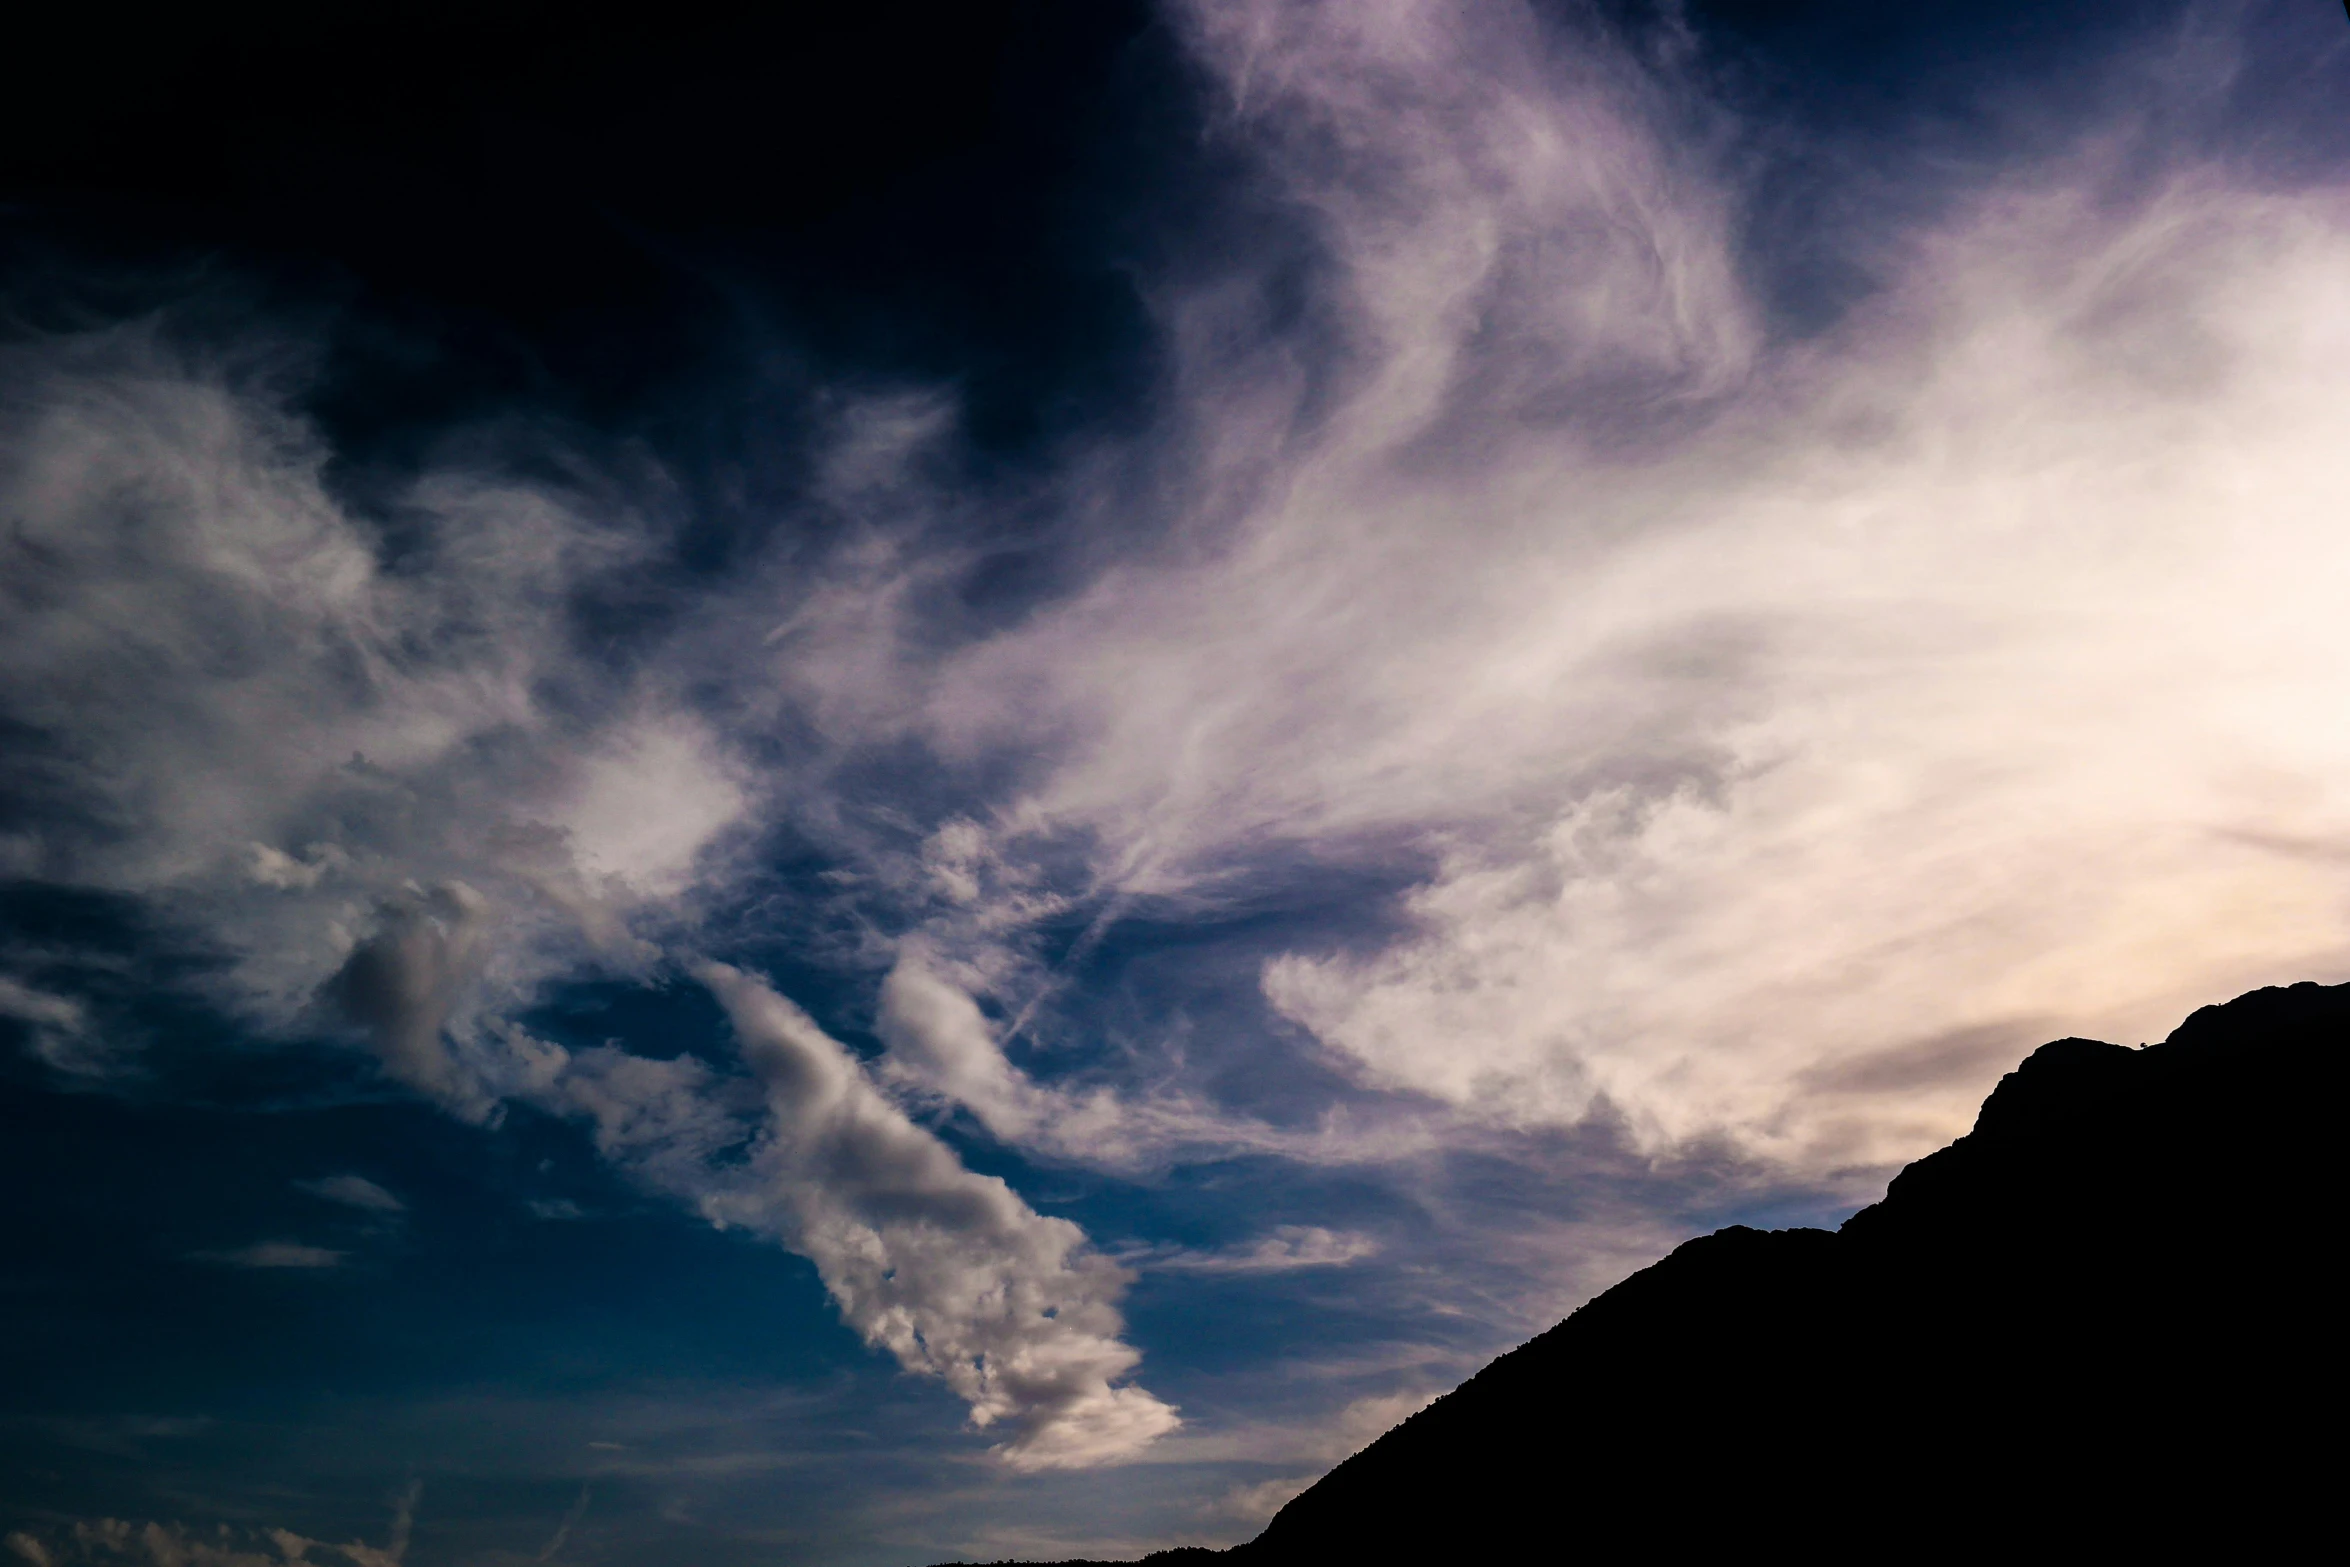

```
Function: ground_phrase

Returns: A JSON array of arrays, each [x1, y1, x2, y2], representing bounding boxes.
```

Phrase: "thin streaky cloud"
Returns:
[[1142, 1227, 1381, 1275], [189, 1242, 347, 1269], [295, 1174, 405, 1213]]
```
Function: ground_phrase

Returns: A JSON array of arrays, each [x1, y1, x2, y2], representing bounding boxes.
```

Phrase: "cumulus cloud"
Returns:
[[259, 953, 1182, 1465], [690, 963, 1177, 1469], [0, 319, 1197, 1466], [321, 884, 499, 1118], [0, 325, 747, 1111]]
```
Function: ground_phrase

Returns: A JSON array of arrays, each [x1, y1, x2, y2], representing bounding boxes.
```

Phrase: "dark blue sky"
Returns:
[[5, 3, 2349, 1563]]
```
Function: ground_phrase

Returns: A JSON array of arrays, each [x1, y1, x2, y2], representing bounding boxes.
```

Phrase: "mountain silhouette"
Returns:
[[947, 979, 2339, 1564]]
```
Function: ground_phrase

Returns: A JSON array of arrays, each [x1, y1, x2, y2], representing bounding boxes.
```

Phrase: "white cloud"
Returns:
[[7, 0, 2347, 1510], [540, 1038, 751, 1200], [1196, 1387, 1433, 1527], [1176, 0, 1753, 426], [552, 715, 747, 897], [1217, 1476, 1310, 1526], [1256, 171, 2350, 1167], [377, 961, 1181, 1468], [876, 949, 1057, 1143], [1160, 1388, 1437, 1470], [845, 1, 2350, 1177], [0, 326, 749, 1113], [872, 951, 1439, 1172], [689, 964, 1178, 1470], [0, 327, 1196, 1471], [1146, 1226, 1380, 1275], [294, 1175, 405, 1214]]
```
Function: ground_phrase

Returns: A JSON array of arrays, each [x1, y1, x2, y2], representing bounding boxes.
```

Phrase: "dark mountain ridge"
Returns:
[[958, 979, 2340, 1564]]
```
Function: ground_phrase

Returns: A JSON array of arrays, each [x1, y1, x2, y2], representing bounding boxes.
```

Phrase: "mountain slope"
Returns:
[[1235, 980, 2339, 1560], [944, 980, 2338, 1564]]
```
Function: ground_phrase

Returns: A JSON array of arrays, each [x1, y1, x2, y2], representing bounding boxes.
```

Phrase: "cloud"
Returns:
[[291, 954, 1182, 1467], [688, 963, 1178, 1470], [1159, 1388, 1438, 1470], [322, 885, 496, 1116], [875, 949, 1059, 1144], [0, 974, 99, 1073], [553, 721, 748, 898], [192, 1243, 346, 1269], [871, 949, 1442, 1173], [295, 1175, 405, 1214], [534, 1486, 590, 1562], [1192, 1391, 1441, 1528], [0, 975, 86, 1034], [873, 950, 1220, 1170], [1145, 1227, 1380, 1275], [16, 1500, 413, 1567], [0, 324, 749, 1112], [1216, 1476, 1310, 1525], [7, 0, 2350, 1520], [813, 0, 2350, 1180], [1174, 0, 1753, 431], [1251, 168, 2350, 1167], [0, 326, 1193, 1471]]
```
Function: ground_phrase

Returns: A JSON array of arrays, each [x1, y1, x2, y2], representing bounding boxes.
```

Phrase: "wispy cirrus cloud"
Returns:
[[5, 0, 2347, 1512], [1141, 1227, 1380, 1275], [826, 0, 2350, 1178], [0, 975, 95, 1074]]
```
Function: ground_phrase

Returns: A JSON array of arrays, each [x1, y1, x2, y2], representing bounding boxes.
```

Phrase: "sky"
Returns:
[[3, 0, 2349, 1561]]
